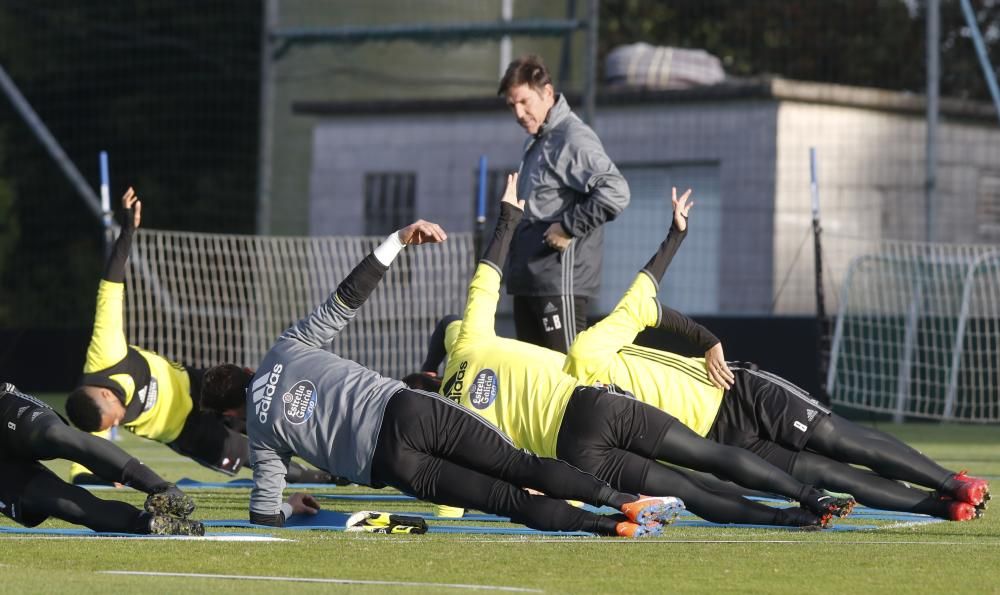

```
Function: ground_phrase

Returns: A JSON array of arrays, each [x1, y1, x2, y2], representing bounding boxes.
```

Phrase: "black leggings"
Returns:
[[21, 469, 148, 533], [807, 415, 953, 491], [22, 411, 167, 494], [25, 416, 134, 483], [629, 463, 797, 525], [513, 295, 589, 353], [790, 450, 949, 517], [371, 389, 632, 535], [556, 388, 819, 525]]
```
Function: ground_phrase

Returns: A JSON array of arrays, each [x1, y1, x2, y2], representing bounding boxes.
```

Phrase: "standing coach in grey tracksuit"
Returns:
[[500, 54, 630, 353]]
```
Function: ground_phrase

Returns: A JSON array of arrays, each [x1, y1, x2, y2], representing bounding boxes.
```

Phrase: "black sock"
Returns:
[[597, 485, 634, 510], [791, 450, 949, 516], [121, 459, 169, 494], [130, 511, 155, 534], [587, 515, 621, 536]]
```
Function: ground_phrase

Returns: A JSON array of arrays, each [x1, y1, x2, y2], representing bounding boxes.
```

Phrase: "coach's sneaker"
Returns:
[[615, 521, 663, 538], [946, 471, 990, 509], [801, 489, 855, 519], [147, 514, 205, 536], [346, 511, 428, 534], [144, 484, 196, 518], [621, 495, 686, 526]]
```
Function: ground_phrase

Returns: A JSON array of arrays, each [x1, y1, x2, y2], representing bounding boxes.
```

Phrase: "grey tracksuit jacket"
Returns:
[[507, 94, 630, 299]]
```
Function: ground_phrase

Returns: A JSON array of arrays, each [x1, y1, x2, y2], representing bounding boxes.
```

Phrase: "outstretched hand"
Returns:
[[704, 342, 734, 390], [398, 220, 447, 245], [287, 492, 320, 516], [501, 172, 525, 210], [671, 187, 692, 232], [122, 186, 142, 230]]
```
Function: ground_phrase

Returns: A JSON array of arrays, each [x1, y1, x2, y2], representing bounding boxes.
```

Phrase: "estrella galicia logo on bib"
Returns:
[[468, 369, 498, 410], [282, 380, 318, 425]]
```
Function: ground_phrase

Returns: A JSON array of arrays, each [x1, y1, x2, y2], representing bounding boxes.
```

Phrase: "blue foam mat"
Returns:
[[581, 503, 941, 525], [410, 508, 938, 524], [415, 513, 510, 522], [175, 478, 334, 489], [206, 507, 917, 534], [311, 494, 950, 523], [203, 512, 591, 536], [316, 493, 417, 502]]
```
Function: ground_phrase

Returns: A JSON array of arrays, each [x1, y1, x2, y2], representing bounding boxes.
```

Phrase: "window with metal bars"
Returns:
[[364, 172, 416, 236], [977, 173, 1000, 238]]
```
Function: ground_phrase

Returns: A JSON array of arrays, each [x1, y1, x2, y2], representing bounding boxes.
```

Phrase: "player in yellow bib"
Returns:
[[63, 188, 336, 486], [411, 175, 854, 528], [561, 192, 989, 522]]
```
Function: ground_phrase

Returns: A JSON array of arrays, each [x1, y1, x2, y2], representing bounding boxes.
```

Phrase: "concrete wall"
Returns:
[[306, 89, 999, 316], [773, 102, 1000, 314]]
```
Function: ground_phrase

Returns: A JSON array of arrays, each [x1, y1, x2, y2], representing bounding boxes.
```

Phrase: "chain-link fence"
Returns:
[[1, 1, 998, 407]]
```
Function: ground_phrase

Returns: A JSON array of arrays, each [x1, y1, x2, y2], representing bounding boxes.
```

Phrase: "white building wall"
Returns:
[[307, 92, 998, 317], [773, 102, 1000, 315], [309, 99, 779, 315]]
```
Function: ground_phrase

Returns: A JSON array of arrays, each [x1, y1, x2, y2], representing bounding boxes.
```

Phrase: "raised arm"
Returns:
[[642, 189, 733, 389], [458, 173, 523, 341], [282, 220, 446, 348], [84, 188, 141, 372], [641, 187, 691, 285]]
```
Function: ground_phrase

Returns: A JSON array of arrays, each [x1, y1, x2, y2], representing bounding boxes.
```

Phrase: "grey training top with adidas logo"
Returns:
[[247, 261, 405, 518]]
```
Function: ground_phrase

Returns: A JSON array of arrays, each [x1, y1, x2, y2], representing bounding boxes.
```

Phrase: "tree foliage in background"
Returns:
[[601, 0, 999, 101], [1, 0, 998, 329], [0, 0, 261, 327]]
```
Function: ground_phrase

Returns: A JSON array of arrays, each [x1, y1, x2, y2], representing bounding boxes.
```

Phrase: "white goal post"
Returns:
[[826, 238, 1000, 422], [124, 229, 475, 380]]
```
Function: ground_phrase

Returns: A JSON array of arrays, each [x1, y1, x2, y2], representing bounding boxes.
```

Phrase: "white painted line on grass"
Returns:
[[99, 571, 543, 593], [875, 519, 946, 530], [443, 537, 999, 546]]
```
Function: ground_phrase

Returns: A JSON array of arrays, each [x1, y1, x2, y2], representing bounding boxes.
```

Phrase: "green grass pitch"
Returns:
[[1, 395, 997, 594]]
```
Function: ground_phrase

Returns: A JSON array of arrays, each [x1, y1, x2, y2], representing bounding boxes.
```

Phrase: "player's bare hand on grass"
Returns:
[[398, 220, 447, 245], [121, 186, 141, 230], [704, 342, 734, 390], [501, 172, 525, 211], [288, 492, 320, 516], [672, 187, 692, 232]]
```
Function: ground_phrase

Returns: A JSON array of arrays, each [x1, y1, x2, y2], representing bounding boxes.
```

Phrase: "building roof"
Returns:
[[293, 77, 999, 122]]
